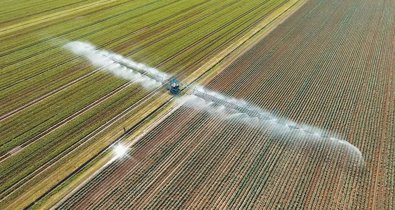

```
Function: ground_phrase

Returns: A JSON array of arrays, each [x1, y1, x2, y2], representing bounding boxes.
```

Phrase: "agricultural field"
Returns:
[[56, 0, 394, 209], [0, 0, 300, 209]]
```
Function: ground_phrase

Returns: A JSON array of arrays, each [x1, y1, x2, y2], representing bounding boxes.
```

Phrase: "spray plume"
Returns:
[[63, 40, 363, 162], [179, 87, 363, 162], [64, 41, 169, 89]]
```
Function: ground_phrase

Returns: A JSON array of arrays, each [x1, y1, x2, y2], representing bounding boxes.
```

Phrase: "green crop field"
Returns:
[[0, 0, 296, 208]]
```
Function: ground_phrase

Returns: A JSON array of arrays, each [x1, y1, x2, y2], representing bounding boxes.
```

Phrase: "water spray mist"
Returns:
[[64, 41, 169, 89], [64, 40, 363, 163]]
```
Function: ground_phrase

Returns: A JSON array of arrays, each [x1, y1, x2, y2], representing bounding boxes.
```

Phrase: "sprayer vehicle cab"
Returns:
[[167, 78, 181, 95]]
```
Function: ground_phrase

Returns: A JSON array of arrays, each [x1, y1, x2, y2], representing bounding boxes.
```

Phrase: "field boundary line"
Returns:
[[3, 91, 172, 209], [0, 0, 117, 37], [51, 99, 184, 209], [11, 0, 307, 208]]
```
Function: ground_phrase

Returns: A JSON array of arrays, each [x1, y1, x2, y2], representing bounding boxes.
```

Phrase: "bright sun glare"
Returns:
[[113, 143, 128, 159]]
